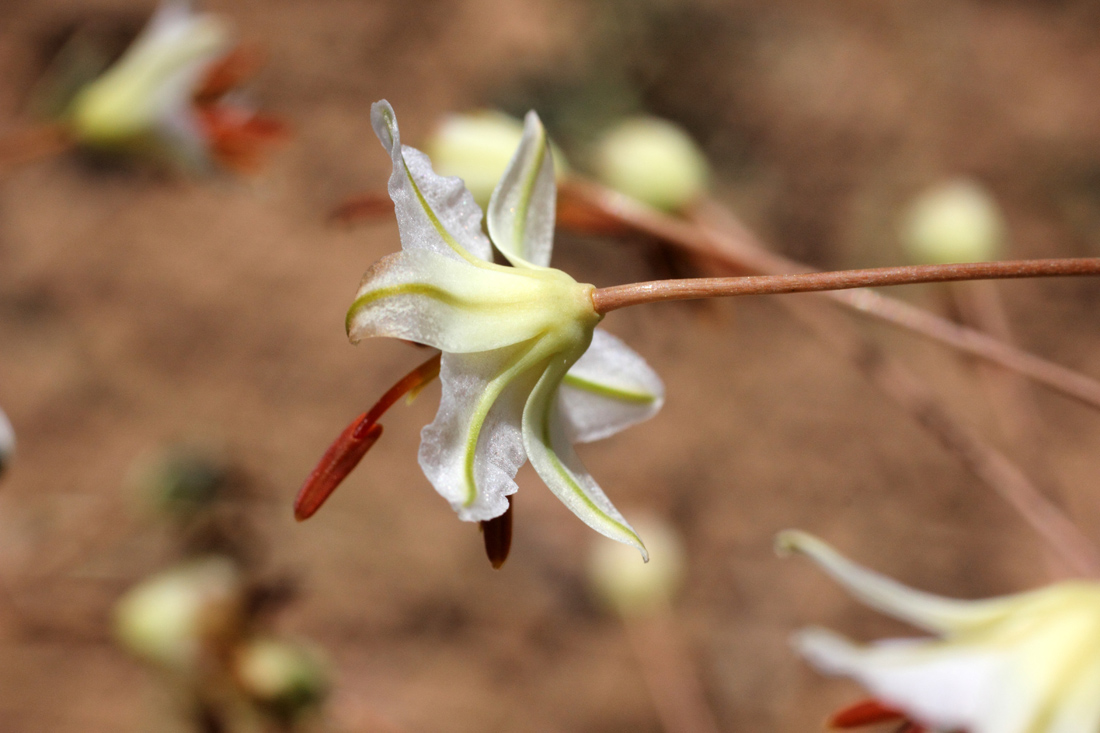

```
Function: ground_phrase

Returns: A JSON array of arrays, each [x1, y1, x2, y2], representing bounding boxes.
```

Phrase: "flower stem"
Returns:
[[591, 258, 1100, 314], [0, 123, 74, 172]]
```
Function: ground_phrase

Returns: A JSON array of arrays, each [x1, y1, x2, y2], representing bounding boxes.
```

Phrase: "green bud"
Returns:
[[126, 441, 230, 520], [901, 180, 1006, 265], [586, 514, 685, 618], [427, 110, 567, 208], [235, 638, 329, 722], [593, 116, 709, 212], [114, 556, 242, 671]]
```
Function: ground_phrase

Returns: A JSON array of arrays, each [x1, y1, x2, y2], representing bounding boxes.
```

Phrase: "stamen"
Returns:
[[828, 699, 906, 729], [293, 353, 441, 521], [194, 45, 265, 103], [294, 417, 381, 521], [480, 496, 514, 569]]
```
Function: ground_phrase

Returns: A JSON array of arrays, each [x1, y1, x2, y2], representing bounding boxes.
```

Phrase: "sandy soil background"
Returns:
[[2, 0, 1100, 730]]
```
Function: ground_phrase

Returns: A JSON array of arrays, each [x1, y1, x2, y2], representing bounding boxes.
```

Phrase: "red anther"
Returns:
[[480, 496, 514, 569], [196, 107, 289, 174], [194, 44, 266, 103], [829, 699, 907, 728], [294, 417, 382, 521], [329, 192, 395, 226], [294, 353, 442, 521]]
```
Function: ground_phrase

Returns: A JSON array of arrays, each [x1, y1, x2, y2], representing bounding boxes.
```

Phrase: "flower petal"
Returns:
[[523, 357, 648, 560], [559, 329, 664, 443], [419, 342, 551, 522], [487, 111, 556, 268], [776, 531, 1020, 634], [371, 101, 493, 263], [346, 250, 555, 353], [795, 628, 999, 732]]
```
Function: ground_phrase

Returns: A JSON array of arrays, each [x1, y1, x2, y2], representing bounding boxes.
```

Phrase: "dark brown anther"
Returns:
[[480, 496, 513, 569], [294, 416, 382, 521], [293, 353, 442, 521], [829, 699, 906, 729]]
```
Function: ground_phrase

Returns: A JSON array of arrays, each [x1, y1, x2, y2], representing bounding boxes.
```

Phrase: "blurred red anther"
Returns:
[[828, 699, 928, 733], [192, 43, 289, 173], [195, 44, 266, 103], [293, 353, 442, 521], [196, 106, 288, 174], [329, 191, 395, 226]]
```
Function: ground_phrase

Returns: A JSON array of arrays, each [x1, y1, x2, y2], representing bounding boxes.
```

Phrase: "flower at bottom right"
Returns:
[[777, 530, 1100, 733]]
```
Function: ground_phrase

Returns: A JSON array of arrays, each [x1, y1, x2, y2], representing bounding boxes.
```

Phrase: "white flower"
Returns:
[[778, 530, 1100, 733], [68, 1, 283, 172], [0, 406, 13, 476], [346, 100, 664, 558]]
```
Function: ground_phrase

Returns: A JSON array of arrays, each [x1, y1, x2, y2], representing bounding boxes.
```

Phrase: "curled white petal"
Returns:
[[776, 530, 1019, 634], [560, 328, 664, 443], [487, 111, 556, 268], [371, 101, 493, 263], [346, 250, 560, 353], [796, 628, 998, 732], [419, 343, 548, 522], [523, 356, 647, 560]]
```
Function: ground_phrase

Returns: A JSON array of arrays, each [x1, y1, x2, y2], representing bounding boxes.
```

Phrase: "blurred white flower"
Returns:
[[68, 1, 284, 171], [345, 101, 664, 557], [0, 406, 13, 476], [778, 530, 1100, 733]]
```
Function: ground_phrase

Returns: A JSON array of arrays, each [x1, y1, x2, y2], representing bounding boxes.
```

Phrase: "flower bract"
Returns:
[[778, 530, 1100, 733], [345, 100, 664, 558]]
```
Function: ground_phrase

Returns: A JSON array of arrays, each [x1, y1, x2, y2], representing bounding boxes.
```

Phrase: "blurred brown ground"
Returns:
[[2, 0, 1100, 730]]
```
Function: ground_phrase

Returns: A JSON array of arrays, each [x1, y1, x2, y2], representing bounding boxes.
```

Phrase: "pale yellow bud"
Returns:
[[587, 514, 685, 617], [593, 116, 709, 212], [114, 556, 242, 672], [901, 180, 1006, 265], [427, 110, 568, 208], [236, 638, 329, 720]]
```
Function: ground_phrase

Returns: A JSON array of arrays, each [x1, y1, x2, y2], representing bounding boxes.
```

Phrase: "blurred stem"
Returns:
[[0, 123, 74, 171], [561, 180, 1100, 577], [623, 610, 722, 733], [591, 259, 1100, 313], [559, 179, 1100, 412]]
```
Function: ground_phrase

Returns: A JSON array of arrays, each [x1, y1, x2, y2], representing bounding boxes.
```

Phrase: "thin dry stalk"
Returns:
[[558, 179, 1100, 411], [559, 179, 1100, 577], [623, 611, 723, 733]]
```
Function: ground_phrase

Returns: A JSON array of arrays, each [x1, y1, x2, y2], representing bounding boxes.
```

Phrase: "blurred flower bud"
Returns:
[[235, 637, 330, 722], [0, 407, 14, 477], [114, 556, 243, 672], [587, 514, 685, 618], [593, 116, 709, 212], [901, 180, 1006, 265], [69, 2, 231, 162], [126, 441, 229, 520], [427, 110, 568, 207]]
